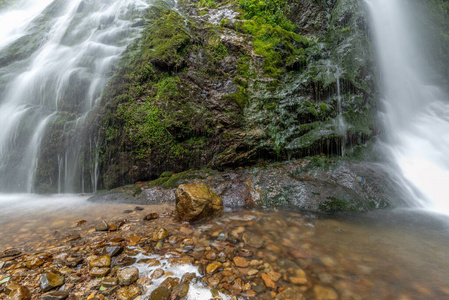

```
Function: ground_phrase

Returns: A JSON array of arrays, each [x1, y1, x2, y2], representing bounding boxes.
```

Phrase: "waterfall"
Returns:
[[366, 0, 449, 214], [0, 0, 152, 192]]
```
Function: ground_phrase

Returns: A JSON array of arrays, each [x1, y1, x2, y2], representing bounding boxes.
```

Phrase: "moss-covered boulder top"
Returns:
[[95, 0, 377, 190]]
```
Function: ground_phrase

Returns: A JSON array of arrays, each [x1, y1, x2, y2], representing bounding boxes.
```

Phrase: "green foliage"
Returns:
[[196, 0, 217, 8], [141, 7, 191, 69], [155, 76, 182, 101], [149, 169, 217, 189], [223, 86, 249, 109], [236, 1, 308, 77], [238, 0, 295, 31], [117, 100, 175, 160]]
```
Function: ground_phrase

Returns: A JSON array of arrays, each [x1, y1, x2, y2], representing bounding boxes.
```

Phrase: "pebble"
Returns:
[[95, 220, 109, 231], [40, 272, 64, 292], [261, 273, 276, 289], [40, 291, 70, 300], [144, 213, 159, 221], [206, 262, 222, 274], [233, 256, 249, 268], [275, 287, 306, 300], [128, 236, 141, 246], [0, 248, 21, 258], [89, 255, 111, 268], [147, 287, 170, 300], [116, 284, 141, 300], [151, 268, 165, 279], [117, 266, 139, 286], [8, 286, 31, 300], [90, 267, 110, 277], [153, 228, 169, 241], [102, 277, 118, 287], [237, 248, 254, 257], [25, 256, 45, 269], [313, 285, 339, 300], [105, 246, 123, 257], [248, 269, 259, 276]]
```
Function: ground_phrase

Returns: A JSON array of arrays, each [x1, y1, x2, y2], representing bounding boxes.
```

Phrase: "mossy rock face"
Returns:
[[93, 0, 378, 190]]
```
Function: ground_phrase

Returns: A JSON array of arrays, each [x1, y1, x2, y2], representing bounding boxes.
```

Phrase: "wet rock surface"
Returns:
[[175, 184, 224, 222], [90, 160, 401, 212], [1, 201, 449, 300]]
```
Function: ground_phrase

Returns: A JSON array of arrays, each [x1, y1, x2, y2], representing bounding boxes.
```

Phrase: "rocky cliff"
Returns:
[[94, 0, 377, 190]]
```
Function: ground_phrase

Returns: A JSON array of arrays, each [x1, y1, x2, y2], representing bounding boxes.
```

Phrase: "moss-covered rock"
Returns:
[[93, 0, 378, 190]]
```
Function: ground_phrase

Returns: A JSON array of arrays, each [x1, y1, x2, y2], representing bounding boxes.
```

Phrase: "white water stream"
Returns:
[[0, 0, 152, 192], [366, 0, 449, 214]]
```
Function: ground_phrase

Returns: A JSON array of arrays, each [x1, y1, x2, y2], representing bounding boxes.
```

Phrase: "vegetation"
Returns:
[[94, 0, 379, 190]]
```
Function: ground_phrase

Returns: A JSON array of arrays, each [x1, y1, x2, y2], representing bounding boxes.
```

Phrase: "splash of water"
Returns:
[[0, 0, 152, 192], [366, 0, 449, 214]]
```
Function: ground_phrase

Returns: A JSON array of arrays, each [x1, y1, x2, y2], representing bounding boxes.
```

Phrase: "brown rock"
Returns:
[[153, 228, 169, 241], [25, 256, 45, 269], [242, 233, 264, 248], [128, 236, 141, 246], [233, 257, 249, 268], [151, 268, 165, 280], [267, 270, 282, 282], [116, 285, 141, 300], [95, 220, 109, 231], [102, 277, 117, 287], [175, 184, 223, 222], [5, 283, 20, 294], [237, 248, 254, 257], [170, 283, 190, 299], [90, 267, 110, 278], [117, 267, 139, 286], [206, 262, 222, 274], [160, 277, 179, 291], [144, 213, 159, 221], [167, 257, 194, 266], [147, 287, 170, 300], [89, 256, 111, 269], [40, 291, 70, 300], [8, 286, 31, 300], [313, 285, 339, 300], [40, 272, 64, 292], [0, 248, 21, 258], [261, 273, 276, 290], [147, 259, 161, 267], [276, 287, 306, 300]]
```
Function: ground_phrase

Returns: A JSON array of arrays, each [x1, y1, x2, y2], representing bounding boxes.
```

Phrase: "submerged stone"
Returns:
[[153, 228, 169, 241], [8, 285, 31, 300], [117, 266, 139, 286], [147, 287, 171, 300], [95, 220, 109, 231], [40, 272, 64, 292], [40, 291, 70, 300]]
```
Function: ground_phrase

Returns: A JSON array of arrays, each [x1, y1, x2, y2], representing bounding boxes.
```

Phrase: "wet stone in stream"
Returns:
[[0, 202, 448, 300]]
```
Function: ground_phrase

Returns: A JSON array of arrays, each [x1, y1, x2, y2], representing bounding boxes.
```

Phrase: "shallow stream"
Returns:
[[1, 194, 449, 299]]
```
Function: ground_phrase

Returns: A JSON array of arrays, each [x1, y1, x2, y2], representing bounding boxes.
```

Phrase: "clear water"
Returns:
[[365, 0, 449, 214], [0, 195, 448, 299]]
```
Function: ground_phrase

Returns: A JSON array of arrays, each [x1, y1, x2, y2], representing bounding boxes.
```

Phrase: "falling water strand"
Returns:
[[0, 0, 152, 192], [366, 0, 449, 214]]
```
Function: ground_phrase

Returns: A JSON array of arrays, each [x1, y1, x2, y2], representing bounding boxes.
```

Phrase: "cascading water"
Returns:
[[0, 0, 153, 193], [366, 0, 449, 214]]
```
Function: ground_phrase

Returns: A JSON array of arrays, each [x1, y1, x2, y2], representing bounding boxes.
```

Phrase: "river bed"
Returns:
[[0, 194, 448, 299]]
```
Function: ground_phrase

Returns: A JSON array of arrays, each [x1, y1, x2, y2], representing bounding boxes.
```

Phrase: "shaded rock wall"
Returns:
[[92, 0, 379, 190], [89, 158, 402, 212]]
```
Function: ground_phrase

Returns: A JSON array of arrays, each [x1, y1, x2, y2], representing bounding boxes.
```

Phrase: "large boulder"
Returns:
[[175, 184, 223, 222]]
